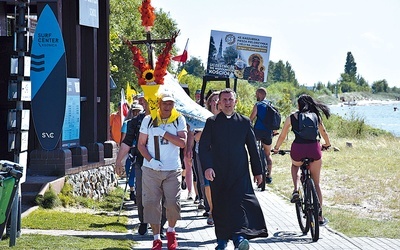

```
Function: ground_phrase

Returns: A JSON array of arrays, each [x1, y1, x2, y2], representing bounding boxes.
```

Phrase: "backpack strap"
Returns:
[[148, 116, 180, 129]]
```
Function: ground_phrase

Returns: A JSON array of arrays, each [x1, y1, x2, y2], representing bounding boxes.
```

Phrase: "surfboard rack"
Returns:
[[200, 75, 237, 106]]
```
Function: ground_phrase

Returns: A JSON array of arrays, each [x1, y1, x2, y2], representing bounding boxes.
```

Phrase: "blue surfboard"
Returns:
[[30, 5, 67, 150]]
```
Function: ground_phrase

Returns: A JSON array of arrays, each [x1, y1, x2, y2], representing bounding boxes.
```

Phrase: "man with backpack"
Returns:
[[249, 87, 280, 184], [115, 94, 167, 237], [137, 92, 187, 250]]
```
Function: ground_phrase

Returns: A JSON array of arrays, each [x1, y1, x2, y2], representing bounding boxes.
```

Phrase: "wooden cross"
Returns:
[[129, 31, 174, 161], [129, 31, 172, 69]]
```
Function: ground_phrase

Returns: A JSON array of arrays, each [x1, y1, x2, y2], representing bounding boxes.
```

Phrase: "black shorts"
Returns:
[[254, 129, 273, 145]]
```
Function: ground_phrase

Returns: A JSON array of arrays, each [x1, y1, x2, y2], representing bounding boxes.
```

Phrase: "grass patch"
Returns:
[[11, 185, 131, 249], [325, 207, 400, 239], [22, 208, 128, 233], [0, 234, 134, 249]]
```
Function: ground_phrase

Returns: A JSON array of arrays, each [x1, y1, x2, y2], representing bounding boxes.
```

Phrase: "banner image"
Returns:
[[206, 30, 272, 82]]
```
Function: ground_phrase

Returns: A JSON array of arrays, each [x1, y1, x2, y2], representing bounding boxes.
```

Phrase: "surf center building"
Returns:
[[0, 1, 117, 201]]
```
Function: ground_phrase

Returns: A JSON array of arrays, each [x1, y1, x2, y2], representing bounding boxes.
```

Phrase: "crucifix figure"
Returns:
[[129, 32, 173, 70]]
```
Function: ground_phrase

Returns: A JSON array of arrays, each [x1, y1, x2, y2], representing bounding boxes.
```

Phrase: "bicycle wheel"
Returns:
[[257, 143, 266, 191], [295, 183, 308, 233], [306, 178, 320, 242]]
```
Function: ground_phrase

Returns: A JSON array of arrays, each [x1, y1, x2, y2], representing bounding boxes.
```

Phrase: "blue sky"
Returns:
[[153, 0, 400, 87]]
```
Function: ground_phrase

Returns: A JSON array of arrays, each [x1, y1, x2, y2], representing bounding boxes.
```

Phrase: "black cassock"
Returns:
[[199, 112, 268, 241]]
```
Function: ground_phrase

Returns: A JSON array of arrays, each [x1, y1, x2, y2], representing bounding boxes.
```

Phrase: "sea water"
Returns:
[[329, 102, 400, 137]]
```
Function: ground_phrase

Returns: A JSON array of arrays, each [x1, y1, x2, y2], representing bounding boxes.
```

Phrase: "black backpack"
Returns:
[[294, 111, 320, 140], [262, 101, 281, 130]]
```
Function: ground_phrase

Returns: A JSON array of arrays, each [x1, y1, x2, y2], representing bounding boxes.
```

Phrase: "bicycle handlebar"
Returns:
[[321, 145, 331, 151], [271, 149, 290, 155]]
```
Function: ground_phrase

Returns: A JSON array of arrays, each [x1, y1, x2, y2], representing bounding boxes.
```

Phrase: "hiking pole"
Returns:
[[117, 154, 136, 222]]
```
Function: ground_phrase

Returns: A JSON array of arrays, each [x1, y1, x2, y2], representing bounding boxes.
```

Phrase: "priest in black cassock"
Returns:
[[199, 88, 268, 250]]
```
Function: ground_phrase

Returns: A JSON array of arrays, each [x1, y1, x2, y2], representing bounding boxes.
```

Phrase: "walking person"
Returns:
[[199, 88, 268, 250], [137, 92, 187, 250], [119, 101, 144, 202], [191, 91, 221, 225], [115, 95, 167, 236], [249, 87, 276, 184], [272, 94, 331, 225]]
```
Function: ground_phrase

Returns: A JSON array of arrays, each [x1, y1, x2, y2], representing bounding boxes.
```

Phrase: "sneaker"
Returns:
[[152, 239, 162, 250], [166, 231, 178, 250], [237, 239, 249, 250], [290, 191, 300, 203], [207, 215, 214, 225], [319, 217, 329, 226], [130, 191, 136, 203], [203, 211, 210, 217], [216, 239, 227, 250], [266, 176, 273, 184], [138, 223, 148, 235], [198, 199, 205, 209], [194, 196, 200, 204], [319, 210, 329, 226], [187, 192, 194, 200], [181, 179, 187, 190]]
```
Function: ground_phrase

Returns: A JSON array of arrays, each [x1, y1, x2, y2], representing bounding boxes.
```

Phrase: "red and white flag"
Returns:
[[172, 38, 189, 63]]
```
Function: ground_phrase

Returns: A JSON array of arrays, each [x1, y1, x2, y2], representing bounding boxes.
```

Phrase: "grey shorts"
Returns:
[[142, 166, 181, 224]]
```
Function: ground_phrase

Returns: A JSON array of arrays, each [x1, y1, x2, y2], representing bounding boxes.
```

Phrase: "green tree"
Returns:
[[267, 61, 275, 83], [285, 61, 298, 86], [181, 57, 205, 78], [340, 80, 358, 93], [371, 80, 389, 93], [356, 75, 371, 92], [272, 60, 289, 83], [344, 52, 357, 81], [109, 0, 179, 105]]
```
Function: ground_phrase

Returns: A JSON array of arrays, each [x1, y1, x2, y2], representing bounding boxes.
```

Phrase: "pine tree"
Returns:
[[344, 52, 357, 80]]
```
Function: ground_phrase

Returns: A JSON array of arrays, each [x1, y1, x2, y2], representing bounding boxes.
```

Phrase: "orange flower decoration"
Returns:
[[154, 34, 177, 84], [139, 0, 155, 29], [126, 1, 179, 86], [126, 32, 177, 86]]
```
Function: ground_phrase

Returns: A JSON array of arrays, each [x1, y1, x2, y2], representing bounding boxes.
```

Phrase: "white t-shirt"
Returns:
[[140, 115, 187, 171]]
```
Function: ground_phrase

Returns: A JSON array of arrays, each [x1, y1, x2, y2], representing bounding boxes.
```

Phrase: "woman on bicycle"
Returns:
[[272, 94, 331, 224]]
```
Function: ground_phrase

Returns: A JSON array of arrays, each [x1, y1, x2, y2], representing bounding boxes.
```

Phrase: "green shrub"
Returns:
[[35, 185, 61, 209]]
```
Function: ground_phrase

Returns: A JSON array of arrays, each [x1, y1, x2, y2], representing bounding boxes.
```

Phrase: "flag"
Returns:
[[120, 88, 129, 124], [172, 38, 189, 63], [126, 82, 136, 104], [177, 69, 188, 81]]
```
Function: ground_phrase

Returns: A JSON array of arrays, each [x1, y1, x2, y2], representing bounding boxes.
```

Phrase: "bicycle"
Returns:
[[273, 150, 320, 242], [256, 140, 269, 191]]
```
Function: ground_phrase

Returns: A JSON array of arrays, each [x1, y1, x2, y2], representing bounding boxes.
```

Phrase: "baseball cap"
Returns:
[[131, 101, 144, 111], [159, 93, 175, 102], [135, 92, 144, 99]]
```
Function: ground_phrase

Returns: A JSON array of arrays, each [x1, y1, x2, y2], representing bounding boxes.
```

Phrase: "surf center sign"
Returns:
[[206, 30, 271, 82], [31, 5, 67, 150]]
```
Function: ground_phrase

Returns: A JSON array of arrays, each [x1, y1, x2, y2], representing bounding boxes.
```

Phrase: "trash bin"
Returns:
[[0, 160, 23, 239]]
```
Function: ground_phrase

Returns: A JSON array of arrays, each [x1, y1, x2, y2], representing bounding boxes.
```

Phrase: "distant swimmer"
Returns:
[[394, 107, 398, 111]]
